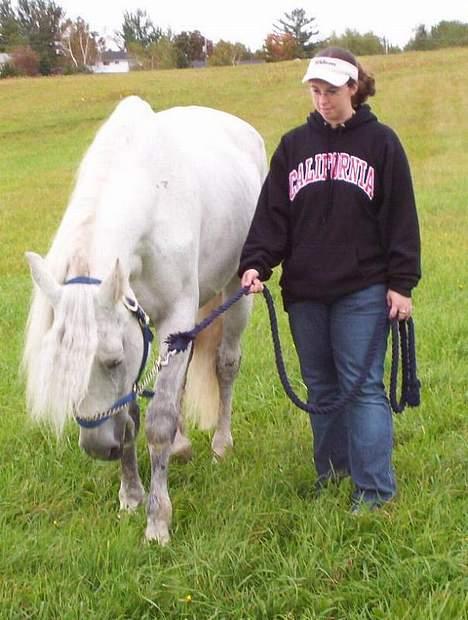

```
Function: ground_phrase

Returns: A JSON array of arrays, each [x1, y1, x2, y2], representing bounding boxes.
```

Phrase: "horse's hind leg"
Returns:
[[171, 354, 193, 462], [171, 419, 193, 462], [212, 281, 253, 459], [119, 403, 145, 511]]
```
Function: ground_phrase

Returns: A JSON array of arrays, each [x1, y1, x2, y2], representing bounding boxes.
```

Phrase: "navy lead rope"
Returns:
[[167, 284, 421, 415], [389, 318, 421, 412], [165, 286, 249, 352], [262, 285, 420, 415]]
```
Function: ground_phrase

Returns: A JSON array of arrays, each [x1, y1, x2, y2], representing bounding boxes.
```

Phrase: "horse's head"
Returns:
[[25, 252, 145, 460]]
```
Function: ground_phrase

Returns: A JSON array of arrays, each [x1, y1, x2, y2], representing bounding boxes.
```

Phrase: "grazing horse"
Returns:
[[23, 96, 267, 544]]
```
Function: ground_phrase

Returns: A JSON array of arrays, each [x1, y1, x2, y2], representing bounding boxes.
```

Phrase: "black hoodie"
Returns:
[[238, 105, 421, 307]]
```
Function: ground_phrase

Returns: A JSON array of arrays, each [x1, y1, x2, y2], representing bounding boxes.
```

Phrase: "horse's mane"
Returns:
[[22, 96, 154, 432], [23, 285, 98, 432]]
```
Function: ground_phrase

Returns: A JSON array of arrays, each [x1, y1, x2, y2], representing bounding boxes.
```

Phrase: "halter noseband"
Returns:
[[64, 276, 154, 429]]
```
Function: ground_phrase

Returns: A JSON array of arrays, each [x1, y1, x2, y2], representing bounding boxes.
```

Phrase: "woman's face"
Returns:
[[309, 79, 358, 126]]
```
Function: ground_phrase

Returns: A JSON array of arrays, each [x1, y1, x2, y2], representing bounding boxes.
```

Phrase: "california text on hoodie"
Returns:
[[238, 105, 421, 308]]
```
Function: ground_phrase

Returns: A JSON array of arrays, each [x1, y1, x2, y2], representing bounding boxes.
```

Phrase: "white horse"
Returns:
[[23, 96, 267, 544]]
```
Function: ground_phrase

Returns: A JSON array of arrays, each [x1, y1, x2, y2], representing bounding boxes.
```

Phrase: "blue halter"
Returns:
[[64, 276, 154, 429]]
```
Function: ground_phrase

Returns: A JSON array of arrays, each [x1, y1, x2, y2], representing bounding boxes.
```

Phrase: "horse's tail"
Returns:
[[182, 294, 223, 431]]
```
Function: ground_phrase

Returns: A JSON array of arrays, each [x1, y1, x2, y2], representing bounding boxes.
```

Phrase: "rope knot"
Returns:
[[165, 331, 193, 353], [165, 286, 250, 354]]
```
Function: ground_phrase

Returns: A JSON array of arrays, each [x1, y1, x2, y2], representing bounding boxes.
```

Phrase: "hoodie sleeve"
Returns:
[[379, 131, 421, 297], [238, 139, 290, 281]]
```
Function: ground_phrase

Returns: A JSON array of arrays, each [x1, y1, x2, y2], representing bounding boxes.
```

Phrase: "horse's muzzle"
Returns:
[[80, 435, 123, 461], [79, 414, 130, 461]]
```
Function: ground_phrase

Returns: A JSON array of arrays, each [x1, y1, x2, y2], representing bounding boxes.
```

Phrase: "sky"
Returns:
[[56, 0, 467, 50]]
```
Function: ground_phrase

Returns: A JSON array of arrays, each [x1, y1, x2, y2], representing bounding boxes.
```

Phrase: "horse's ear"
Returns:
[[98, 259, 128, 307], [25, 252, 62, 308]]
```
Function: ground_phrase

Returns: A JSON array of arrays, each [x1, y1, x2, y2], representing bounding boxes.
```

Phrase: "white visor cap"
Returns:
[[302, 57, 359, 86]]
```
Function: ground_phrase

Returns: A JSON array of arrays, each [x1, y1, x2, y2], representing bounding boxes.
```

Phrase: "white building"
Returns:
[[0, 52, 12, 67], [92, 51, 130, 74]]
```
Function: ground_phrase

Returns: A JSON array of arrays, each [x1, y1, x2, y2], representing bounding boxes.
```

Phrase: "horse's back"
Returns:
[[152, 104, 267, 224], [90, 97, 266, 210], [103, 97, 265, 170], [80, 97, 266, 197], [154, 104, 266, 170]]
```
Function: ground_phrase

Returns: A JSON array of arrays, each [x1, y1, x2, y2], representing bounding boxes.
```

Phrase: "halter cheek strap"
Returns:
[[122, 295, 154, 389], [63, 276, 154, 429]]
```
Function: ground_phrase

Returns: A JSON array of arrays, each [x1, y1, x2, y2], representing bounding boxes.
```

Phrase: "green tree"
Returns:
[[406, 20, 468, 50], [327, 29, 385, 55], [139, 35, 177, 70], [405, 24, 434, 51], [116, 9, 161, 51], [0, 0, 23, 51], [16, 0, 64, 74], [208, 39, 249, 66], [431, 20, 468, 47], [173, 30, 211, 68], [273, 7, 318, 57], [60, 17, 98, 69]]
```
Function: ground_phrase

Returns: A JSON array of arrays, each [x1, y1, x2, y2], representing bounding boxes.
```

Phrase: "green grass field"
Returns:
[[1, 48, 467, 619]]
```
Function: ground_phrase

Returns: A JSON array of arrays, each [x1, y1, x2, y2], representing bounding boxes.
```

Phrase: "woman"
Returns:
[[239, 47, 421, 511]]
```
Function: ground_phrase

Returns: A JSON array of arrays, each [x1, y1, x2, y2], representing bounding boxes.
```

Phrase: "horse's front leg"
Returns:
[[145, 349, 190, 544], [119, 443, 146, 510], [119, 403, 145, 511], [145, 441, 172, 544]]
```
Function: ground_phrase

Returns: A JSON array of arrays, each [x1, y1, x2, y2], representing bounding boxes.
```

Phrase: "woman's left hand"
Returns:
[[387, 289, 412, 321]]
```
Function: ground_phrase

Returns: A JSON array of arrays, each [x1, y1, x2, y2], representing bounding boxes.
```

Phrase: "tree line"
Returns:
[[1, 1, 467, 78]]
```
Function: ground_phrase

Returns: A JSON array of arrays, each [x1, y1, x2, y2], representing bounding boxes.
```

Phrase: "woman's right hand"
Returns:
[[241, 269, 264, 294]]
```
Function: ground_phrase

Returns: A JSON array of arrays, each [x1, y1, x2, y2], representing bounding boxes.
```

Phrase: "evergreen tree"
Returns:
[[405, 20, 468, 50], [173, 30, 210, 68], [16, 0, 64, 73], [116, 9, 161, 51], [273, 7, 318, 57], [327, 29, 386, 56], [0, 0, 23, 50], [405, 24, 433, 51]]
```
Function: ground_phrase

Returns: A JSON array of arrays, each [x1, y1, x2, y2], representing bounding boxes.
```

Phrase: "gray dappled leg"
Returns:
[[119, 443, 146, 511], [170, 363, 193, 461], [119, 404, 145, 511], [212, 288, 252, 459], [145, 444, 172, 544], [212, 346, 237, 458], [171, 421, 193, 462], [145, 349, 190, 544]]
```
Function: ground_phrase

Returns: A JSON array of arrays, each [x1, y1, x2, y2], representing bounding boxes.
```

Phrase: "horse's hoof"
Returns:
[[119, 485, 146, 511], [211, 432, 233, 460], [145, 522, 170, 545]]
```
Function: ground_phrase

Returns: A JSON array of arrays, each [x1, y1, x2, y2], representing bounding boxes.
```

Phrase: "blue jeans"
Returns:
[[288, 284, 396, 504]]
